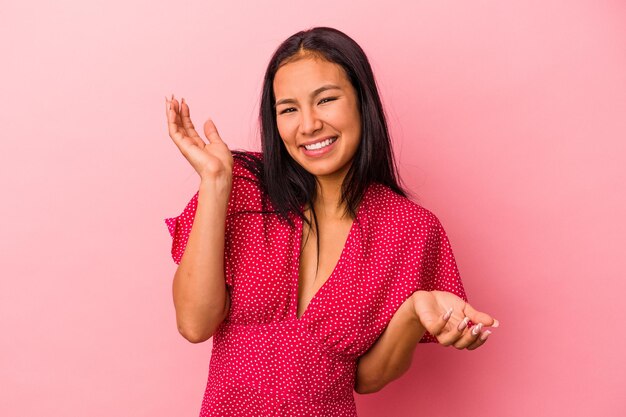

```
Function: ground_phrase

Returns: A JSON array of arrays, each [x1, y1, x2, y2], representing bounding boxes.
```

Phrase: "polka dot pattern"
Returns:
[[164, 151, 467, 416]]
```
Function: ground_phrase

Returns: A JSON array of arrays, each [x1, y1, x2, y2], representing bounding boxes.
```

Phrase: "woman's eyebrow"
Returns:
[[274, 84, 342, 107]]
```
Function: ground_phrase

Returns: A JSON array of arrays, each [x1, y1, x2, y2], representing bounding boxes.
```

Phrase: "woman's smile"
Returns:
[[301, 136, 338, 155]]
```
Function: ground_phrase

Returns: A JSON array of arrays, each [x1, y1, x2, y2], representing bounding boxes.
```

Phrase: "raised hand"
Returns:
[[408, 290, 498, 350], [165, 94, 233, 180]]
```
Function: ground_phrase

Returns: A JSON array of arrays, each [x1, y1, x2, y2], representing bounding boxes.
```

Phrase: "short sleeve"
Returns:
[[164, 191, 199, 265], [162, 151, 263, 285], [338, 190, 471, 356]]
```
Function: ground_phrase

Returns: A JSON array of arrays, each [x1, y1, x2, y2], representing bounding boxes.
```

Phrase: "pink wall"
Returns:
[[2, 1, 625, 416]]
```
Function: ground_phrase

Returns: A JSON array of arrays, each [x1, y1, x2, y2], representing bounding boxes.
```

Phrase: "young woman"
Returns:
[[164, 27, 498, 417]]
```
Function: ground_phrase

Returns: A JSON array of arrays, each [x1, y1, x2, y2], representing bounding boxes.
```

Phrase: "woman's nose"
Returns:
[[299, 107, 323, 135]]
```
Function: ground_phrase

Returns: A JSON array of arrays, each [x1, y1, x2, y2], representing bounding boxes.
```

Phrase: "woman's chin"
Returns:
[[303, 160, 353, 182]]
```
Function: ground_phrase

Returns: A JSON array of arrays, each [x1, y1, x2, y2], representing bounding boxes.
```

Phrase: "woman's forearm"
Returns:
[[355, 297, 426, 394], [172, 176, 232, 343]]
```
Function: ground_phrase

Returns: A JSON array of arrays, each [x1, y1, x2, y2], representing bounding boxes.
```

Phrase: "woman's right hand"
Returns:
[[165, 94, 233, 181]]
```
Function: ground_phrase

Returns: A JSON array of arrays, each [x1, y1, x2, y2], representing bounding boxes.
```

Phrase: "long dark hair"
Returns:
[[237, 27, 408, 232]]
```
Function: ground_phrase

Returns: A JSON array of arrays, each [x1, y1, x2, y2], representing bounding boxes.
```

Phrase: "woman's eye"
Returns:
[[318, 97, 336, 105], [279, 108, 296, 115]]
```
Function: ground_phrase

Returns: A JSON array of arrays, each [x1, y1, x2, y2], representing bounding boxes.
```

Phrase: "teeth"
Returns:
[[304, 137, 336, 150]]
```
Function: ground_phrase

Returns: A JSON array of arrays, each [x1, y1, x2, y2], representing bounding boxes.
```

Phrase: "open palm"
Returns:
[[165, 95, 233, 180], [409, 290, 498, 350]]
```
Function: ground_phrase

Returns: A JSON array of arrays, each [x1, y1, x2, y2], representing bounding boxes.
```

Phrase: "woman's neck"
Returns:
[[311, 177, 351, 221], [307, 158, 355, 221]]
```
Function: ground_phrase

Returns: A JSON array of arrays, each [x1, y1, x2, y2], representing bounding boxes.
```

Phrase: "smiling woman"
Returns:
[[163, 26, 498, 417]]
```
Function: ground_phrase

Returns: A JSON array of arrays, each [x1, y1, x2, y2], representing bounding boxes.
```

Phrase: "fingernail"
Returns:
[[443, 307, 453, 321], [458, 317, 470, 331], [471, 323, 483, 336], [479, 330, 492, 342], [492, 319, 500, 328]]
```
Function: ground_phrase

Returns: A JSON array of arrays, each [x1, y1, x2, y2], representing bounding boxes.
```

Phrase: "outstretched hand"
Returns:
[[165, 94, 233, 180], [408, 290, 498, 350]]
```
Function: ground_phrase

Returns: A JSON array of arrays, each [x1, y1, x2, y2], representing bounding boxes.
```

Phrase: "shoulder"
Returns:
[[231, 149, 263, 181], [228, 150, 266, 213], [365, 183, 443, 236]]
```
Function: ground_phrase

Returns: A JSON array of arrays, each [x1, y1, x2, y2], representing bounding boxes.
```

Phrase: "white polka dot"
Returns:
[[164, 151, 467, 416]]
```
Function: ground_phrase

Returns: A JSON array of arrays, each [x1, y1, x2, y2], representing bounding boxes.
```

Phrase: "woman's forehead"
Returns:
[[273, 58, 349, 95]]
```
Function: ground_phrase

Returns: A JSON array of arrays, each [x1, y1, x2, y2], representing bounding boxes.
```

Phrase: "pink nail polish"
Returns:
[[458, 317, 469, 331], [471, 323, 483, 336], [443, 307, 453, 321], [480, 330, 492, 342]]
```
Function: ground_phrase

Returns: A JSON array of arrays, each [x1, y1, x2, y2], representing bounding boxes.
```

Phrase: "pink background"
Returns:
[[1, 1, 625, 416]]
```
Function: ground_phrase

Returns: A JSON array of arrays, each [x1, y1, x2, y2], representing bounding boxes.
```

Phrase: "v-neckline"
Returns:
[[292, 190, 368, 321]]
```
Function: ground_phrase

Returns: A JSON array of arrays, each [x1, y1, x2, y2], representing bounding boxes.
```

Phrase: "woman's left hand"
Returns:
[[407, 290, 499, 350]]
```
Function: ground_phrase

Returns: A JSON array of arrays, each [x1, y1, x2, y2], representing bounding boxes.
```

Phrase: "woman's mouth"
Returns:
[[301, 137, 338, 157]]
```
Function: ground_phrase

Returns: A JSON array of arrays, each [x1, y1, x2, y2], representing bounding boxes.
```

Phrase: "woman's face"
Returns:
[[273, 57, 362, 183]]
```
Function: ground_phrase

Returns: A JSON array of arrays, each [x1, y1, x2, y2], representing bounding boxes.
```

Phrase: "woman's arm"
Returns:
[[166, 96, 234, 343], [172, 177, 232, 343], [355, 298, 424, 394], [355, 291, 498, 394]]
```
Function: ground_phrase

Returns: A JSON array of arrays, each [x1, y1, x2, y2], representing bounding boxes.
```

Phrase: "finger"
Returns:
[[467, 329, 492, 351], [421, 306, 453, 339], [165, 95, 173, 121], [172, 97, 184, 127], [168, 95, 184, 128], [438, 315, 470, 346], [453, 322, 483, 349], [166, 96, 186, 143], [464, 303, 499, 329], [428, 308, 461, 346], [180, 98, 205, 148], [204, 119, 224, 144]]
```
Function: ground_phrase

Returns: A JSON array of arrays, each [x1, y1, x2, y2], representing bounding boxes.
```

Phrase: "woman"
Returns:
[[164, 27, 498, 416]]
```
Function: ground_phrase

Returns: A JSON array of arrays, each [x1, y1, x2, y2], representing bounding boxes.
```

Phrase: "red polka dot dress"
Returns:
[[165, 151, 467, 416]]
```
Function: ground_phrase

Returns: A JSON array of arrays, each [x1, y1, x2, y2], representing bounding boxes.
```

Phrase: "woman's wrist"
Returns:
[[200, 171, 231, 186], [197, 175, 232, 213], [397, 293, 422, 326], [199, 174, 232, 194]]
